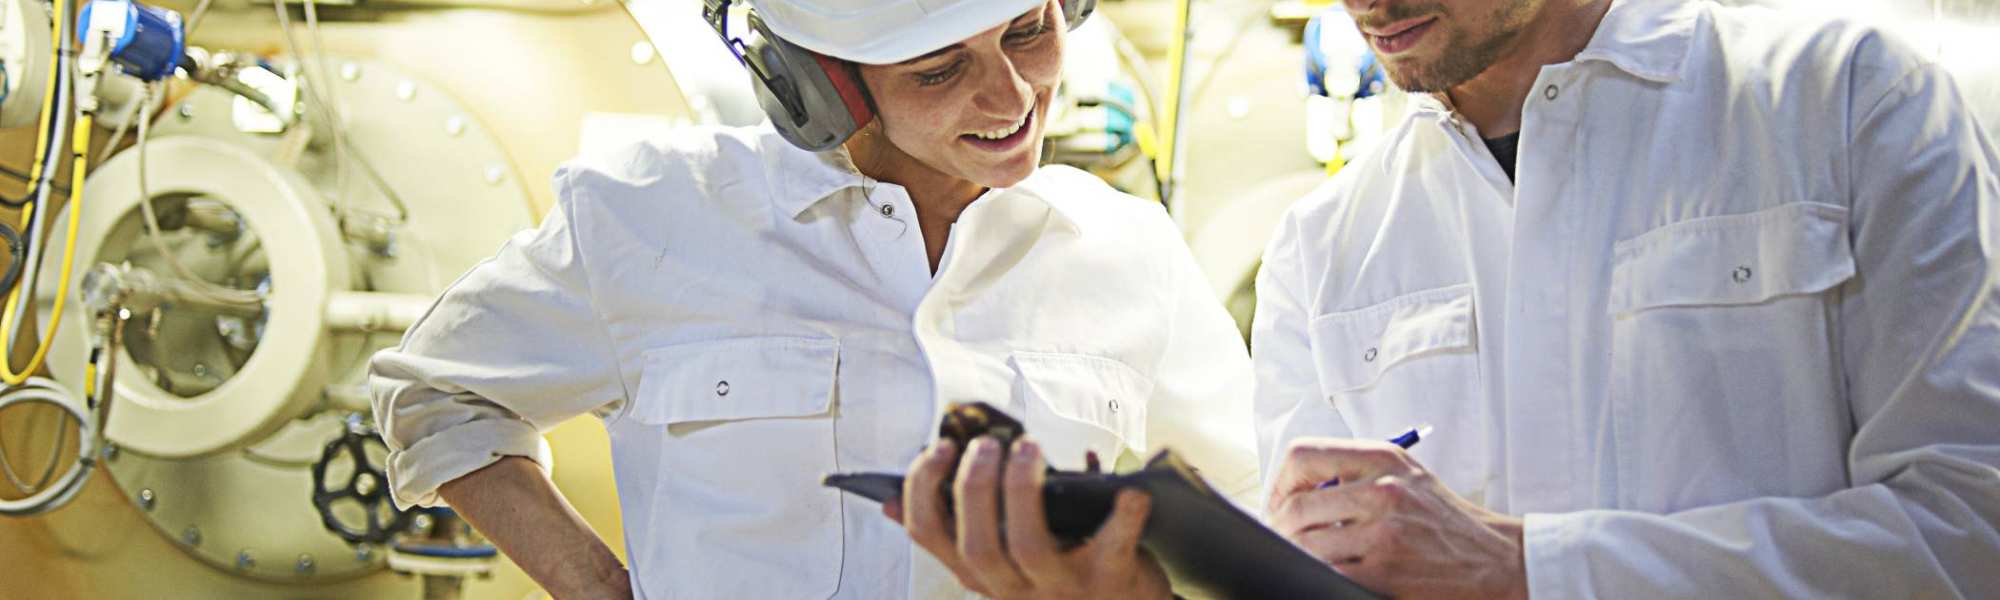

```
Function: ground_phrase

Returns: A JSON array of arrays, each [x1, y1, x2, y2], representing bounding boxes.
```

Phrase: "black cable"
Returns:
[[0, 70, 64, 209]]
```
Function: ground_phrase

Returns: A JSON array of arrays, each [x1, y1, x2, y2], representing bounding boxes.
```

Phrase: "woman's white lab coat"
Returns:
[[370, 124, 1260, 599]]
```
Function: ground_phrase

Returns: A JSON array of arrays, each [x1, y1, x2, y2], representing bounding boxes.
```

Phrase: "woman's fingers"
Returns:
[[954, 437, 1033, 594], [1086, 489, 1153, 566], [904, 441, 959, 555], [1002, 440, 1071, 585]]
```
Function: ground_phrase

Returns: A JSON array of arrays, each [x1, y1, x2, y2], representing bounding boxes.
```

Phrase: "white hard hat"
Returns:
[[750, 0, 1048, 65]]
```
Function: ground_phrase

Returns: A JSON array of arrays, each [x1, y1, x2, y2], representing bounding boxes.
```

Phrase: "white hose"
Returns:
[[0, 377, 96, 517]]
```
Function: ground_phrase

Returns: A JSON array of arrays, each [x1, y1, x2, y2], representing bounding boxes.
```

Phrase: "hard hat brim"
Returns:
[[756, 0, 1048, 65]]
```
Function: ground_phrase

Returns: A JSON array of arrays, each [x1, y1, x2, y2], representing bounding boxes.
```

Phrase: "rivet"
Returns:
[[485, 165, 506, 185], [444, 116, 466, 137], [339, 62, 361, 81], [138, 488, 156, 511], [396, 81, 418, 102], [295, 554, 316, 575], [236, 550, 256, 570], [181, 526, 202, 547]]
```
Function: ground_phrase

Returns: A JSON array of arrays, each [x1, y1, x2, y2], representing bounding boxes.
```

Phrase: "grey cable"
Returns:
[[3, 0, 74, 368]]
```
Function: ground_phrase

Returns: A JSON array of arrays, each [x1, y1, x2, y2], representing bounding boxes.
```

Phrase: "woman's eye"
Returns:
[[914, 60, 964, 86], [1004, 21, 1049, 46]]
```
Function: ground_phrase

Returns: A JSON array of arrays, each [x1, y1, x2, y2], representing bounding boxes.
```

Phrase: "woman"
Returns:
[[369, 0, 1257, 597]]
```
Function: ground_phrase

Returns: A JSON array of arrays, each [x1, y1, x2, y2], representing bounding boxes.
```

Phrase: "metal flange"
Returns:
[[40, 136, 349, 458]]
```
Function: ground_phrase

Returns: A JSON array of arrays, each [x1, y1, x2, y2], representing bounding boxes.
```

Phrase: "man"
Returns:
[[1251, 0, 2000, 597], [909, 0, 2000, 597]]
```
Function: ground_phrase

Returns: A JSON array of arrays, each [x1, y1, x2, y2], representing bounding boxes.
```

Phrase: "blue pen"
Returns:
[[1316, 424, 1434, 490]]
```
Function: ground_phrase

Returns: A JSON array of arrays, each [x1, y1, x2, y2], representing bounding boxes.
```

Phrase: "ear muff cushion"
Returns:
[[810, 52, 876, 131]]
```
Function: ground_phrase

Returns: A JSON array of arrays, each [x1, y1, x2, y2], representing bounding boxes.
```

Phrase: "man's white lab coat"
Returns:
[[1253, 0, 2000, 597]]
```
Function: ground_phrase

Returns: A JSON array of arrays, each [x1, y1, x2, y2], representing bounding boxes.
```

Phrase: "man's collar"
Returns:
[[1412, 0, 1699, 116], [1572, 0, 1700, 84]]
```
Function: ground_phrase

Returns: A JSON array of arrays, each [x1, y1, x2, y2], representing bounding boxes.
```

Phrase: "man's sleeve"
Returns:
[[1250, 206, 1354, 505], [369, 168, 629, 509], [1522, 58, 2000, 598]]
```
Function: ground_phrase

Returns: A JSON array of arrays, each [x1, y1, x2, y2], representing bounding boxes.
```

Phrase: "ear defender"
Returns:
[[740, 11, 874, 151], [707, 0, 1097, 152], [1062, 0, 1097, 31]]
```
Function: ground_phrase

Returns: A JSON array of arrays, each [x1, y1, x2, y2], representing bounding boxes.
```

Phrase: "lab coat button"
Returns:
[[1363, 347, 1379, 362], [879, 203, 896, 218], [715, 381, 731, 396], [1733, 266, 1753, 283], [1109, 399, 1120, 412], [1544, 85, 1560, 100]]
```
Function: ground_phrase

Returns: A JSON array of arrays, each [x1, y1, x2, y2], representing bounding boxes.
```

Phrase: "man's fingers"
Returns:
[[1330, 558, 1390, 594], [1086, 488, 1153, 565], [1002, 440, 1069, 584], [954, 437, 1032, 594], [1268, 438, 1413, 510], [1270, 484, 1383, 539], [1290, 520, 1377, 566]]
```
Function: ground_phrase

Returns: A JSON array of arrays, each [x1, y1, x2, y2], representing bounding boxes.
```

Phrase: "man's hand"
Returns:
[[1268, 438, 1527, 600], [885, 437, 1171, 600]]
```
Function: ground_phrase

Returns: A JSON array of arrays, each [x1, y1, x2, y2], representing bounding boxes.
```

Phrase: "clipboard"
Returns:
[[824, 450, 1383, 599]]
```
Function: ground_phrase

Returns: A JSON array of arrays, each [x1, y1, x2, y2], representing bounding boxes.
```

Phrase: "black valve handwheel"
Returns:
[[310, 429, 413, 545]]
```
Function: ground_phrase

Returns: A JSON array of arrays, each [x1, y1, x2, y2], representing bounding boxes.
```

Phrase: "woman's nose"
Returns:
[[971, 57, 1035, 119]]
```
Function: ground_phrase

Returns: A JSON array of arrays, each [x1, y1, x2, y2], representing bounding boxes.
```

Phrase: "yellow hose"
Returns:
[[1, 112, 88, 385], [1155, 0, 1192, 188]]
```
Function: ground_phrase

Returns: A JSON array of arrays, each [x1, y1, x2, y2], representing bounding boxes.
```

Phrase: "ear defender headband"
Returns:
[[704, 0, 1098, 152]]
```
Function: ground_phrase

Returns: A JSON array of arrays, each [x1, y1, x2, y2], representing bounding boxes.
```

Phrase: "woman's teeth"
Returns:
[[972, 114, 1029, 140]]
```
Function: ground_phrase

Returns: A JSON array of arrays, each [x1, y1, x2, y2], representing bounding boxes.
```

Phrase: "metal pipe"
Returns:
[[81, 263, 264, 320], [324, 291, 433, 333]]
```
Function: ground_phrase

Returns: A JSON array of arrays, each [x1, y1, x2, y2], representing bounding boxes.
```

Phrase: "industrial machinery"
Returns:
[[0, 0, 1180, 596], [1299, 3, 1404, 169], [0, 0, 692, 596]]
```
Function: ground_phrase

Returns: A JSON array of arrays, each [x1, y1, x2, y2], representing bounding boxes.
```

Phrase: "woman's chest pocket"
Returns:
[[1307, 285, 1487, 494], [625, 337, 843, 599], [1009, 352, 1152, 471], [1606, 202, 1855, 509]]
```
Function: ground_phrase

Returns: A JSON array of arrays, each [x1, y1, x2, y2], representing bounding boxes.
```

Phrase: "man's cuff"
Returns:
[[1523, 511, 1597, 600], [385, 417, 548, 509]]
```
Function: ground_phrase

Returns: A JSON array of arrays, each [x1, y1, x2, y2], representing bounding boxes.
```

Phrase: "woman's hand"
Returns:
[[885, 438, 1172, 600], [437, 456, 633, 600]]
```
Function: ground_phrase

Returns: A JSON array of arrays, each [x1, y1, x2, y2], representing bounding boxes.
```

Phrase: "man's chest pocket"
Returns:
[[1009, 352, 1152, 471], [1307, 285, 1487, 493], [1606, 201, 1855, 510], [626, 337, 843, 599]]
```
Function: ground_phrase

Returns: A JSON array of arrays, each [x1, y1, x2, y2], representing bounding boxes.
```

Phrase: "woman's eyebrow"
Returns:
[[892, 7, 1045, 67], [896, 44, 964, 66]]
